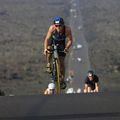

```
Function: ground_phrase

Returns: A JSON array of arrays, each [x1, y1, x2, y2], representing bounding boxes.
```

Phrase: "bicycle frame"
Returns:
[[51, 41, 61, 94]]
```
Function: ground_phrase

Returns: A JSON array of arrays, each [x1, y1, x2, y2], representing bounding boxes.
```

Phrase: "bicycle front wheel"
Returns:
[[55, 59, 61, 94]]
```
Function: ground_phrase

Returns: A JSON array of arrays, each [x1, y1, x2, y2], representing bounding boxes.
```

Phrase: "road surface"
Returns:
[[66, 0, 90, 93]]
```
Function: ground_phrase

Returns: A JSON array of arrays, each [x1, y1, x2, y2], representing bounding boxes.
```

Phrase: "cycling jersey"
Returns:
[[85, 75, 99, 90], [49, 26, 66, 56]]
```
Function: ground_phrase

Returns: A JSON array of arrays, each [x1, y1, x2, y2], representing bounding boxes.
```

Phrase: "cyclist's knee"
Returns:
[[47, 46, 52, 54], [88, 87, 92, 92]]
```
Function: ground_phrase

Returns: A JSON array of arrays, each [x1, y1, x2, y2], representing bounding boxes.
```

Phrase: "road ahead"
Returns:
[[66, 0, 90, 92]]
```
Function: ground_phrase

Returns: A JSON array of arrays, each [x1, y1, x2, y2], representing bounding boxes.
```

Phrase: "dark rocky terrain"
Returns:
[[0, 0, 120, 95]]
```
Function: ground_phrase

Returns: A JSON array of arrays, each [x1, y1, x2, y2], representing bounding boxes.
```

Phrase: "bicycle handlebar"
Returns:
[[51, 44, 66, 53]]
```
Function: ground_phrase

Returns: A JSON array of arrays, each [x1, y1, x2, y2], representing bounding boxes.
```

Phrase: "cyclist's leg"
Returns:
[[59, 56, 65, 82], [84, 84, 88, 93], [57, 43, 66, 81], [88, 87, 92, 93], [59, 56, 67, 89], [55, 59, 61, 93], [46, 46, 52, 73]]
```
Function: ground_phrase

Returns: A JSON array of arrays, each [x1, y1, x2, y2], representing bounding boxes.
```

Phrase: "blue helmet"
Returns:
[[53, 16, 64, 25]]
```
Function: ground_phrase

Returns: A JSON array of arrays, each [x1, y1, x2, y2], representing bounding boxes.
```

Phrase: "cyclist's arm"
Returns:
[[44, 26, 53, 52], [94, 75, 99, 92], [84, 84, 88, 93], [44, 89, 49, 95], [95, 83, 99, 92], [65, 27, 73, 51]]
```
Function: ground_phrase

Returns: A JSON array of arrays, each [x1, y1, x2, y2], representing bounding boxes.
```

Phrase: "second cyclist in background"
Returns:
[[84, 70, 100, 93], [44, 83, 56, 95], [44, 16, 73, 89]]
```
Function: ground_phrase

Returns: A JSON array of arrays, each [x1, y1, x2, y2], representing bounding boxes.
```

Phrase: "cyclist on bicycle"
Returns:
[[84, 70, 99, 93], [44, 83, 56, 95], [44, 16, 73, 88]]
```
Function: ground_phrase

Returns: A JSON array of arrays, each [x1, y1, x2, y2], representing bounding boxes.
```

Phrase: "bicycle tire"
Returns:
[[52, 59, 61, 94], [55, 59, 61, 94]]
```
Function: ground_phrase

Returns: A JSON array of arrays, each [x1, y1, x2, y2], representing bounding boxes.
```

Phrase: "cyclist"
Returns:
[[84, 70, 99, 93], [44, 83, 56, 95], [44, 16, 73, 88]]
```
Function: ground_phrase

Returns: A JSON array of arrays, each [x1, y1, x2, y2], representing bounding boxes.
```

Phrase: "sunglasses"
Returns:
[[88, 76, 93, 77], [55, 24, 62, 27]]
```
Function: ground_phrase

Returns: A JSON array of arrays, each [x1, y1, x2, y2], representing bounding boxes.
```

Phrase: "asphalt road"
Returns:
[[66, 0, 90, 93]]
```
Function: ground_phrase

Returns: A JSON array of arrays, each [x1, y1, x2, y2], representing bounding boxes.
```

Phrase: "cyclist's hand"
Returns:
[[43, 49, 48, 55], [64, 48, 69, 53]]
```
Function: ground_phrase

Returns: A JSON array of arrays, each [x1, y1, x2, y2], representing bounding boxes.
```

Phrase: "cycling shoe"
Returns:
[[60, 81, 67, 89]]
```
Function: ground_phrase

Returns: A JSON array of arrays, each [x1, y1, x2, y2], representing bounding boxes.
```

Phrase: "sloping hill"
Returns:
[[0, 0, 120, 95]]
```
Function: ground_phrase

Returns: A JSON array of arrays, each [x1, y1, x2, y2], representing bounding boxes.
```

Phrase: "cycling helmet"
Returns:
[[53, 16, 64, 25], [48, 83, 55, 90], [88, 70, 94, 77]]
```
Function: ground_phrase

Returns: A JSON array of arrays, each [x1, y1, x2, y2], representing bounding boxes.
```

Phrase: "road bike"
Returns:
[[50, 38, 67, 94], [51, 40, 61, 94]]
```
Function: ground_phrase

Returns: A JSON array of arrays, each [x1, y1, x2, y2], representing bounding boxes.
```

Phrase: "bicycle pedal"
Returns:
[[60, 82, 67, 89]]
